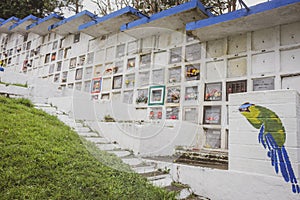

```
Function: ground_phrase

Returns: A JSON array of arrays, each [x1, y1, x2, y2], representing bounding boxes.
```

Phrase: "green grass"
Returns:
[[0, 97, 176, 200], [0, 81, 28, 88]]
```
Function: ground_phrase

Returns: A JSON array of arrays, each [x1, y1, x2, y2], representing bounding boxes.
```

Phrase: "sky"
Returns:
[[65, 0, 268, 17]]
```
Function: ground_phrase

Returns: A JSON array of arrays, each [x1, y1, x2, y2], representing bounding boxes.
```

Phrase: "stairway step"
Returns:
[[132, 165, 156, 174], [121, 158, 143, 166], [77, 132, 99, 137], [75, 127, 91, 132], [34, 103, 51, 107], [177, 188, 193, 200], [85, 137, 109, 144], [96, 143, 120, 151], [150, 174, 173, 187], [109, 150, 132, 158]]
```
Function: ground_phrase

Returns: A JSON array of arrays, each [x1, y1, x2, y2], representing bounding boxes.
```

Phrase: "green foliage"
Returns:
[[0, 0, 84, 19], [0, 81, 28, 88], [0, 96, 176, 199]]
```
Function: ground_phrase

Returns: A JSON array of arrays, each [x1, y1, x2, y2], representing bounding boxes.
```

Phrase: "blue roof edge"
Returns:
[[0, 18, 5, 23], [48, 10, 97, 31], [78, 6, 147, 31], [186, 0, 300, 31], [120, 0, 212, 31], [8, 15, 39, 30], [27, 13, 64, 30], [0, 16, 20, 28]]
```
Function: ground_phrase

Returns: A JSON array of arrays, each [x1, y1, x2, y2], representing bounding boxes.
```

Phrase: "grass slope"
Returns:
[[0, 97, 176, 200]]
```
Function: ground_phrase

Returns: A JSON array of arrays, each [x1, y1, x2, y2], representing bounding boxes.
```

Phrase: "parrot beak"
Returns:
[[239, 102, 253, 112]]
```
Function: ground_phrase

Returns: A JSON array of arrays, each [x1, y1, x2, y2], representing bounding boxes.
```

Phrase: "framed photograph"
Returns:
[[185, 86, 198, 101], [166, 107, 179, 120], [204, 82, 222, 101], [75, 68, 83, 80], [166, 87, 180, 103], [185, 64, 200, 81], [136, 89, 148, 104], [78, 55, 85, 66], [127, 58, 135, 69], [113, 75, 123, 89], [204, 129, 221, 149], [91, 77, 102, 94], [226, 80, 247, 101], [148, 85, 165, 106], [203, 106, 221, 125], [69, 57, 76, 69]]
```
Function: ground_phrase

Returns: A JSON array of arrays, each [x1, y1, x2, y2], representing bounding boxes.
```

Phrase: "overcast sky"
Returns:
[[67, 0, 268, 17]]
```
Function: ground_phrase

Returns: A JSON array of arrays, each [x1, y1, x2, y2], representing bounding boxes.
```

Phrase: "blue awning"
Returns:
[[186, 0, 300, 41], [79, 6, 147, 38], [0, 16, 20, 34], [27, 13, 64, 36], [48, 10, 97, 35], [8, 15, 39, 34], [120, 0, 212, 38]]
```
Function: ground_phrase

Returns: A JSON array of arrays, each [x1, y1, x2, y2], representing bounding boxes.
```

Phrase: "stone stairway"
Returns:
[[34, 103, 210, 200]]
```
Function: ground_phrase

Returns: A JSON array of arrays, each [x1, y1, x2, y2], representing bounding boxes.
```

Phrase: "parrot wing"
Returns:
[[259, 125, 300, 193]]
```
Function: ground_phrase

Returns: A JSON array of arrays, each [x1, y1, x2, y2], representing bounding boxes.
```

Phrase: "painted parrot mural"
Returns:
[[239, 102, 300, 194]]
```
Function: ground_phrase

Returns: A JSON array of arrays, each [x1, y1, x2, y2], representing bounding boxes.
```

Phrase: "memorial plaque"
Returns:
[[253, 77, 274, 91], [185, 43, 201, 61], [169, 47, 182, 64], [204, 129, 221, 149], [152, 69, 164, 84], [183, 107, 198, 123], [140, 53, 151, 69], [166, 107, 179, 120], [116, 44, 125, 58], [139, 71, 150, 86], [168, 67, 181, 83], [185, 86, 198, 101], [203, 106, 221, 125], [123, 90, 133, 104]]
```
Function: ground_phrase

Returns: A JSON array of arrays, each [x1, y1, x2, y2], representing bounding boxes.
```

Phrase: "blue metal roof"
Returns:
[[78, 6, 147, 37], [27, 13, 64, 31], [0, 18, 4, 23], [79, 6, 146, 31], [0, 16, 20, 27], [120, 0, 213, 31], [0, 16, 20, 33], [48, 10, 97, 31], [186, 0, 300, 31], [8, 14, 39, 31]]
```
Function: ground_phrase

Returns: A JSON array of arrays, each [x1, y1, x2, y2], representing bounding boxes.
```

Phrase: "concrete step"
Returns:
[[109, 150, 132, 158], [132, 165, 157, 174], [75, 127, 91, 132], [77, 132, 99, 137], [121, 157, 144, 166], [150, 174, 173, 187], [96, 143, 120, 151], [177, 188, 193, 200], [85, 137, 109, 144], [34, 103, 51, 107]]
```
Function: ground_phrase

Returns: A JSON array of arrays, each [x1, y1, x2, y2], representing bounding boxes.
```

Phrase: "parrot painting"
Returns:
[[239, 102, 300, 194]]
